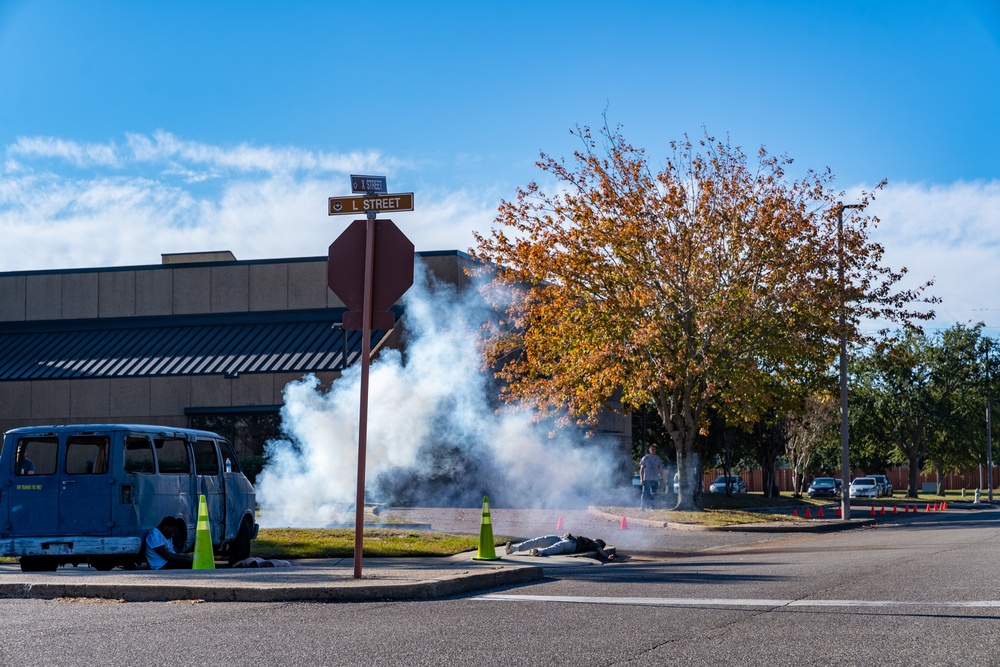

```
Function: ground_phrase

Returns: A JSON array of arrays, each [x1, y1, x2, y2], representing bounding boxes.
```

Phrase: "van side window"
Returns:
[[219, 440, 242, 473], [124, 436, 155, 473], [15, 437, 57, 476], [155, 438, 191, 474], [65, 436, 110, 475], [193, 439, 219, 475]]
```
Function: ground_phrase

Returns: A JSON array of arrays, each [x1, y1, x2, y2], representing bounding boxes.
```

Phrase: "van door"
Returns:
[[153, 436, 197, 550], [60, 435, 113, 535], [7, 436, 59, 536], [192, 438, 225, 545]]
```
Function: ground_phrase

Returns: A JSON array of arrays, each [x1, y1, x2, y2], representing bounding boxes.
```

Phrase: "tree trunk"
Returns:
[[906, 457, 921, 498], [934, 464, 946, 495]]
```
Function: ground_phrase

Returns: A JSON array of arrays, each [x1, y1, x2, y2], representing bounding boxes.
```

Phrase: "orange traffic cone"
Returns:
[[880, 506, 885, 515], [620, 516, 628, 530], [556, 516, 564, 531], [870, 506, 876, 516], [817, 507, 824, 518], [943, 502, 948, 510], [926, 504, 932, 512], [893, 505, 897, 514], [837, 506, 842, 518], [805, 508, 811, 519], [792, 509, 799, 517]]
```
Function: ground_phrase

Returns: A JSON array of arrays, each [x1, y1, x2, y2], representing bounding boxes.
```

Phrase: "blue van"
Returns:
[[0, 424, 257, 571]]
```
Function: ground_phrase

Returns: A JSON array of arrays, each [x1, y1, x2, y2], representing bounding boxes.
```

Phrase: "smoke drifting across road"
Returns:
[[256, 261, 624, 528]]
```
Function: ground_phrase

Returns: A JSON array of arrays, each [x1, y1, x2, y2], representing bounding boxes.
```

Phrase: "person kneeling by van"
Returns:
[[145, 517, 193, 570]]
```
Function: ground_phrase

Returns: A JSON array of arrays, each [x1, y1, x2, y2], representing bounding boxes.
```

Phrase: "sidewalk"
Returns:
[[0, 551, 602, 603]]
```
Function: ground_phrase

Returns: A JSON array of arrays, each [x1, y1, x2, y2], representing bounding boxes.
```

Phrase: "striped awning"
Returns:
[[0, 309, 398, 380]]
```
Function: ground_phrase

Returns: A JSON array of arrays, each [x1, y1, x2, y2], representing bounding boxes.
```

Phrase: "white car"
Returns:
[[849, 477, 879, 498]]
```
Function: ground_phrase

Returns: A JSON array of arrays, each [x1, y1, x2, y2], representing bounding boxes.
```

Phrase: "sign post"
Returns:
[[327, 177, 414, 579]]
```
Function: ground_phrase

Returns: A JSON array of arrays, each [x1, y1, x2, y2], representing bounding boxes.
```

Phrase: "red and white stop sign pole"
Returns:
[[328, 181, 414, 579], [352, 209, 377, 579]]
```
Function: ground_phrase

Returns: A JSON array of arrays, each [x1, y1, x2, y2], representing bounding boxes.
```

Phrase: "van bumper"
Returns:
[[0, 536, 142, 557]]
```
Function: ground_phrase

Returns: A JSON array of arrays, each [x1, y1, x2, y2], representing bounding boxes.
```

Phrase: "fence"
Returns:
[[701, 467, 1000, 493]]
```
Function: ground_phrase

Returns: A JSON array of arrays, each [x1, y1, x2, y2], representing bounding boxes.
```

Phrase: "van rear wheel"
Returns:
[[228, 520, 252, 565], [20, 556, 59, 572]]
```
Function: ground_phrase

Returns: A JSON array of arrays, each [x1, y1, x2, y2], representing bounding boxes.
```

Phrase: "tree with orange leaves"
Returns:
[[473, 122, 934, 510]]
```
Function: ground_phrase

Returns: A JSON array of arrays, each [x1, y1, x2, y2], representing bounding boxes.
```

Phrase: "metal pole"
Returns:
[[353, 210, 377, 579], [839, 203, 862, 521], [987, 342, 994, 503]]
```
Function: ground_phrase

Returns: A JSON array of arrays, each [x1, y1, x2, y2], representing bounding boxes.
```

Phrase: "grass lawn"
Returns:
[[252, 528, 516, 559]]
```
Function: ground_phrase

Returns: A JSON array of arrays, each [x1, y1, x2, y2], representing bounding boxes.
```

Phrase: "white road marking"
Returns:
[[476, 594, 1000, 609]]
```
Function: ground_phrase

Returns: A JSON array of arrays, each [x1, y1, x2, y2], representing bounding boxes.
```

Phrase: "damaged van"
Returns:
[[0, 424, 258, 572]]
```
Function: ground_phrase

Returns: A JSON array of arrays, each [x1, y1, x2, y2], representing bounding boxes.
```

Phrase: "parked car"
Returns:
[[868, 474, 893, 497], [849, 477, 879, 498], [708, 475, 747, 494], [807, 477, 841, 498]]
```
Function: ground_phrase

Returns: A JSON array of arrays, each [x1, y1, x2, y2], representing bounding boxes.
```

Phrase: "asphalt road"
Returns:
[[2, 506, 998, 666]]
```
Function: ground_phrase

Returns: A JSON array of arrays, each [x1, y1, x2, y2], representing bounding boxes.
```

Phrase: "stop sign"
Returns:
[[327, 219, 414, 329]]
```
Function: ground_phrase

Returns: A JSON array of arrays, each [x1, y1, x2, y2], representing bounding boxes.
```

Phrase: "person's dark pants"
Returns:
[[641, 481, 659, 509]]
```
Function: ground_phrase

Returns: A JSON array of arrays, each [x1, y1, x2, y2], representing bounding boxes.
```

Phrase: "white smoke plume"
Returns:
[[255, 261, 628, 527]]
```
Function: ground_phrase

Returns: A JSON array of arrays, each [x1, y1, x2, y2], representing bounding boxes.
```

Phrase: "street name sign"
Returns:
[[328, 192, 414, 216], [350, 174, 387, 193]]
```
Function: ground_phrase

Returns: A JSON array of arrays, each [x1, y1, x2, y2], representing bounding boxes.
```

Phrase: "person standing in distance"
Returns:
[[639, 445, 664, 511]]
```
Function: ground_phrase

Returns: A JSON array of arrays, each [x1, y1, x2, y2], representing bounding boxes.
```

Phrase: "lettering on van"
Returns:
[[16, 484, 43, 491]]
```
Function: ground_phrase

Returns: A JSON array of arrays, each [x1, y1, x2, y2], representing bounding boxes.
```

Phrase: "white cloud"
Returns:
[[9, 137, 121, 168], [865, 180, 1000, 331], [0, 132, 499, 270]]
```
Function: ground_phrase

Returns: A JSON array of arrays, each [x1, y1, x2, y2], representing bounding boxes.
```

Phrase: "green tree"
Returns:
[[473, 121, 933, 510], [852, 325, 983, 497]]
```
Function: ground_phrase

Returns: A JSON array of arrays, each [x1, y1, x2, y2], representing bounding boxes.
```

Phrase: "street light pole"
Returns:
[[986, 340, 994, 503], [838, 203, 862, 521]]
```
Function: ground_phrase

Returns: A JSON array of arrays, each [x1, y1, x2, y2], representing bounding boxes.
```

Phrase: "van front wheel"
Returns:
[[228, 520, 252, 565]]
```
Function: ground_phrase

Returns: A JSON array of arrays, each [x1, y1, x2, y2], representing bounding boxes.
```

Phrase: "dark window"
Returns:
[[65, 436, 110, 475], [15, 437, 57, 476], [155, 438, 191, 474], [193, 439, 219, 475], [189, 411, 281, 459], [124, 436, 155, 473]]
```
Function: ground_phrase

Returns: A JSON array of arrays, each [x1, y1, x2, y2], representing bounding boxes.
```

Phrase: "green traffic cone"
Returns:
[[192, 494, 215, 570], [472, 495, 500, 560]]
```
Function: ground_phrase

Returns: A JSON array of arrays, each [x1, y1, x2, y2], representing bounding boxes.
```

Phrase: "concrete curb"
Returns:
[[0, 563, 544, 603]]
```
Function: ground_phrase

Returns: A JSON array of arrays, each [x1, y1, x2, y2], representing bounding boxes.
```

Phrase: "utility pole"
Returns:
[[838, 203, 862, 521]]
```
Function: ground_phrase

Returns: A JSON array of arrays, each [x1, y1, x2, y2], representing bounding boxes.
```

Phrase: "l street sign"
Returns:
[[328, 192, 414, 216]]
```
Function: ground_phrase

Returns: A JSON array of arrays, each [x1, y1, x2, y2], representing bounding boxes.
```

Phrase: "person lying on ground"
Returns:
[[145, 516, 194, 570], [505, 533, 616, 561]]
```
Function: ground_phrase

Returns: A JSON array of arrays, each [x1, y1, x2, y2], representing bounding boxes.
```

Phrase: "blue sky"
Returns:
[[1, 0, 999, 329]]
